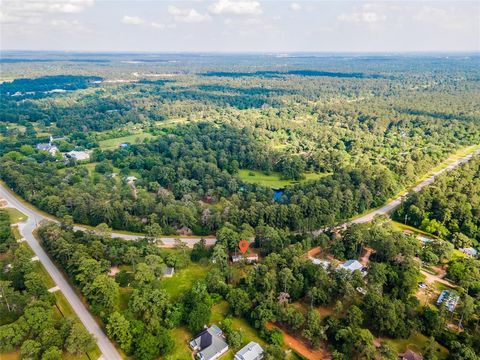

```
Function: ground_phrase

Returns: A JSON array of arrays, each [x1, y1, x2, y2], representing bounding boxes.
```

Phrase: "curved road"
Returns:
[[0, 147, 478, 360], [0, 186, 122, 360]]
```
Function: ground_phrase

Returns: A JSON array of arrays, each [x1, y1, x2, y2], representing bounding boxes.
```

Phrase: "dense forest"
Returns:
[[1, 53, 480, 359], [394, 158, 480, 245], [1, 54, 479, 236], [0, 210, 96, 359]]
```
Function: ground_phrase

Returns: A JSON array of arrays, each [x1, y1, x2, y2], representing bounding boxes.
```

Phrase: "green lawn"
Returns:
[[4, 207, 28, 223], [161, 262, 210, 300], [98, 132, 154, 150], [167, 327, 194, 360], [383, 333, 448, 359], [33, 261, 56, 288], [237, 169, 330, 189], [211, 301, 266, 347]]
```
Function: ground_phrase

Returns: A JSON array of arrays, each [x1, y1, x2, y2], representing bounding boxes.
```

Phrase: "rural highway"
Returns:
[[0, 186, 122, 360], [312, 148, 480, 235]]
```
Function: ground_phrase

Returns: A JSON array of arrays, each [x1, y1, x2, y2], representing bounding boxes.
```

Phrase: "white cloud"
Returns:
[[338, 11, 386, 24], [122, 15, 144, 25], [0, 0, 94, 25], [168, 5, 211, 23], [50, 19, 88, 32], [150, 21, 165, 29], [3, 0, 94, 15], [290, 3, 302, 12], [413, 6, 467, 31], [209, 0, 262, 16]]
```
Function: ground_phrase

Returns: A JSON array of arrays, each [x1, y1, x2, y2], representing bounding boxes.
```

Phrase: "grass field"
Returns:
[[237, 169, 330, 189], [167, 327, 194, 360], [211, 300, 266, 346], [4, 207, 28, 223], [98, 132, 154, 150], [383, 332, 448, 359], [161, 262, 210, 300]]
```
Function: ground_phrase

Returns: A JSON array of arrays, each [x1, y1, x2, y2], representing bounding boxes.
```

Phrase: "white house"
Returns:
[[234, 341, 264, 360], [460, 247, 478, 257], [338, 260, 367, 276]]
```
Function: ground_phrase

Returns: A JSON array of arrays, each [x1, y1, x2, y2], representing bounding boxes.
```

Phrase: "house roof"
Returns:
[[461, 247, 478, 256], [436, 290, 459, 312], [190, 325, 228, 360], [339, 259, 363, 272], [164, 267, 174, 276], [234, 341, 264, 360], [400, 349, 423, 360]]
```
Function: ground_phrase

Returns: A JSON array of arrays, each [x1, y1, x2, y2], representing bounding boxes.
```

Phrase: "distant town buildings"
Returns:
[[234, 341, 264, 360], [189, 325, 229, 360], [436, 290, 460, 312]]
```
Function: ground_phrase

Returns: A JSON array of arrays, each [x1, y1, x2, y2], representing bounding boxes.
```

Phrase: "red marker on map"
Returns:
[[238, 240, 249, 254]]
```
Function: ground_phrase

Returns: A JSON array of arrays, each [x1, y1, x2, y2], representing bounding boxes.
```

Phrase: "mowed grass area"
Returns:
[[4, 207, 28, 223], [98, 132, 155, 150], [211, 301, 266, 346], [161, 262, 211, 300], [167, 327, 194, 360], [383, 333, 448, 359], [237, 169, 330, 189]]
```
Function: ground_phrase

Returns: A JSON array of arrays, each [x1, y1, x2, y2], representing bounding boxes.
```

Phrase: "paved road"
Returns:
[[312, 149, 480, 235], [0, 187, 122, 360]]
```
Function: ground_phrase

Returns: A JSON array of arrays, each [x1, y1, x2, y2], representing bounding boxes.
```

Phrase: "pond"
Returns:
[[273, 188, 284, 201]]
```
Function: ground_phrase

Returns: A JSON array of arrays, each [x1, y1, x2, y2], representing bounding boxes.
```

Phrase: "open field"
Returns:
[[3, 207, 28, 223], [383, 333, 448, 359], [161, 262, 211, 300], [98, 132, 155, 150], [237, 169, 330, 188], [167, 327, 194, 360]]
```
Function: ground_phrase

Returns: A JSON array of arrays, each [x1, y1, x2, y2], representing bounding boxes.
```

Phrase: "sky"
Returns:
[[1, 0, 479, 53]]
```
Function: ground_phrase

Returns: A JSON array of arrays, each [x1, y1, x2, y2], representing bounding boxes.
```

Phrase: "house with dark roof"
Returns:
[[234, 341, 264, 360], [399, 349, 423, 360], [189, 325, 229, 360]]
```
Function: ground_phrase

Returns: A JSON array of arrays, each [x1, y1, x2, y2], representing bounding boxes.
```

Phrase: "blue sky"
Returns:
[[1, 0, 479, 52]]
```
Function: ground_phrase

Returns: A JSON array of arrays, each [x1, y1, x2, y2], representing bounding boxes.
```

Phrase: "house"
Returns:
[[231, 254, 259, 263], [460, 247, 478, 257], [190, 325, 229, 360], [436, 290, 460, 312], [311, 258, 330, 270], [124, 176, 137, 183], [234, 341, 264, 360], [36, 142, 58, 155], [65, 150, 90, 161], [178, 226, 192, 236], [339, 259, 363, 272], [417, 235, 434, 244], [163, 267, 175, 277], [399, 349, 423, 360]]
